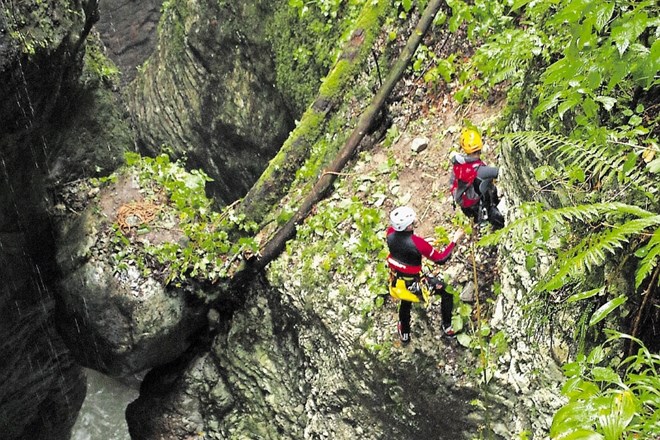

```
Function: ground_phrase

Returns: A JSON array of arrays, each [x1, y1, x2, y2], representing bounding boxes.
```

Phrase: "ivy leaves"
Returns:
[[610, 4, 650, 57], [440, 0, 658, 139]]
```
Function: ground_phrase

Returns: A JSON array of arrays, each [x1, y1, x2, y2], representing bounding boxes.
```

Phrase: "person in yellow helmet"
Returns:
[[450, 128, 504, 229]]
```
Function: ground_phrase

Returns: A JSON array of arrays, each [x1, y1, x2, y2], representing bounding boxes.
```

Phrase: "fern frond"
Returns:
[[479, 202, 655, 247], [504, 132, 658, 200], [540, 216, 660, 291], [636, 228, 660, 289], [474, 28, 537, 85]]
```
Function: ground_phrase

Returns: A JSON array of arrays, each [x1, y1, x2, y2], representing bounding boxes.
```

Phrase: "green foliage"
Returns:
[[480, 128, 660, 343], [266, 150, 394, 358], [83, 40, 121, 86], [270, 0, 370, 112], [104, 152, 258, 287], [292, 194, 388, 290], [551, 332, 660, 439], [510, 132, 658, 202], [482, 199, 660, 294], [482, 130, 660, 313], [382, 125, 401, 148], [410, 44, 458, 86], [439, 0, 659, 134], [2, 1, 81, 55]]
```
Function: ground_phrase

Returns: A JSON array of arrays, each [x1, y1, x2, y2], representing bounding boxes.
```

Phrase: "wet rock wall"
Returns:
[[125, 0, 295, 204], [0, 1, 120, 437]]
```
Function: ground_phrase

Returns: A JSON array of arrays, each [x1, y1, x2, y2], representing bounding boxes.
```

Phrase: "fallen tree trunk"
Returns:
[[247, 0, 446, 273], [238, 2, 388, 226]]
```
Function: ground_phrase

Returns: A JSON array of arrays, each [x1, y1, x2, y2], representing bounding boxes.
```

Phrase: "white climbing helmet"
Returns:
[[390, 206, 416, 231]]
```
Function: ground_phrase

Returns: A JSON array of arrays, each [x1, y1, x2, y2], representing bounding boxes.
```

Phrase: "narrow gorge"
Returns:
[[1, 1, 657, 439]]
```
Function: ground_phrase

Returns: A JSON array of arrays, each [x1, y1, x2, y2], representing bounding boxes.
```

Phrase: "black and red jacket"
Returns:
[[386, 226, 455, 275]]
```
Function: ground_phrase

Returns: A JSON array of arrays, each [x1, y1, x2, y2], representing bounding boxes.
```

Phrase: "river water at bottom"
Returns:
[[71, 368, 140, 440]]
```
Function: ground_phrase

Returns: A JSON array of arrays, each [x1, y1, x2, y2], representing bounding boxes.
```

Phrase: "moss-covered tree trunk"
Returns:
[[251, 0, 446, 270], [238, 1, 388, 226]]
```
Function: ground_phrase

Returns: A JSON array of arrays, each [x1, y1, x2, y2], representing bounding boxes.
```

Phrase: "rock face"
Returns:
[[55, 175, 210, 377], [484, 140, 568, 435], [95, 0, 162, 85], [0, 232, 86, 440], [126, 0, 295, 204], [0, 2, 101, 438], [127, 279, 483, 439]]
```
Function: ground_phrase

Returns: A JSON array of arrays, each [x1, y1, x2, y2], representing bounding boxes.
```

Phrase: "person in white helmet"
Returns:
[[386, 206, 465, 343]]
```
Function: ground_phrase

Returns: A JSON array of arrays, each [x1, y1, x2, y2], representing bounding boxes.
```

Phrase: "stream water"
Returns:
[[71, 368, 140, 440]]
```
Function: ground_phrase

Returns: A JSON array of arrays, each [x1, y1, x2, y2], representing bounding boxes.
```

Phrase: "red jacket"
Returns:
[[386, 226, 455, 275]]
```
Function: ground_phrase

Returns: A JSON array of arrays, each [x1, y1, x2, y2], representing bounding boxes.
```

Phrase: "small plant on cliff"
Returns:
[[83, 40, 120, 86]]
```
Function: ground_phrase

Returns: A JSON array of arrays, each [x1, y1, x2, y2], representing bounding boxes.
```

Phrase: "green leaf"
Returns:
[[567, 287, 604, 304], [587, 345, 605, 364], [567, 166, 586, 183], [511, 0, 532, 11], [451, 314, 465, 332], [454, 85, 472, 104], [456, 332, 472, 348], [606, 61, 629, 92], [592, 1, 615, 32], [596, 390, 636, 439], [558, 429, 604, 440], [563, 362, 584, 379], [591, 366, 620, 384], [635, 229, 660, 288], [611, 390, 636, 432], [558, 96, 580, 119], [533, 165, 558, 181], [647, 158, 660, 174], [622, 152, 638, 174], [535, 91, 563, 115], [610, 10, 649, 56], [594, 96, 617, 111], [448, 0, 471, 33], [551, 401, 595, 435], [525, 254, 537, 271], [589, 295, 627, 326], [582, 97, 598, 119]]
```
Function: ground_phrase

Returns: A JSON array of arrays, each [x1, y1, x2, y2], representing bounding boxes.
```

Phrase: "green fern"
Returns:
[[635, 228, 660, 289], [505, 132, 658, 201], [472, 28, 542, 86], [480, 202, 655, 247], [540, 215, 660, 291], [481, 203, 660, 294]]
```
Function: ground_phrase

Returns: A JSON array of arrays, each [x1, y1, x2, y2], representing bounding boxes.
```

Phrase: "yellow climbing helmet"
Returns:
[[460, 128, 483, 154]]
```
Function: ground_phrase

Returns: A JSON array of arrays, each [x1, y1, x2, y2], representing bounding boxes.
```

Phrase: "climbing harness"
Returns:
[[388, 271, 434, 305]]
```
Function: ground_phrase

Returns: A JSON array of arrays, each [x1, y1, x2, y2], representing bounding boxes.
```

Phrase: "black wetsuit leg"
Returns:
[[399, 300, 412, 333]]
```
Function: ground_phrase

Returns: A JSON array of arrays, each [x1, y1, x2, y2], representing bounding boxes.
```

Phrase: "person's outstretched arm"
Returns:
[[413, 229, 464, 265]]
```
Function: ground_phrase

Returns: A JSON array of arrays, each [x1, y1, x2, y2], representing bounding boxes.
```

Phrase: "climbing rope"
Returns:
[[468, 219, 494, 440], [116, 201, 161, 234]]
